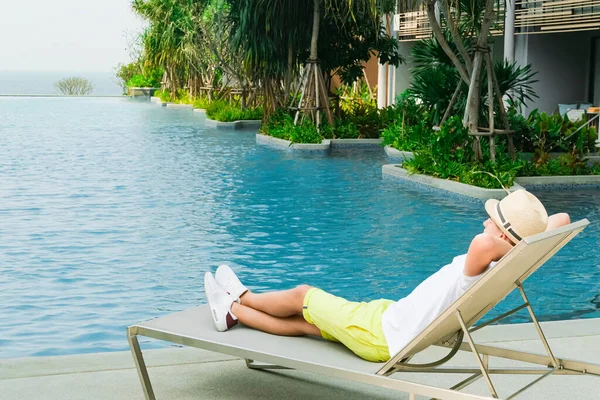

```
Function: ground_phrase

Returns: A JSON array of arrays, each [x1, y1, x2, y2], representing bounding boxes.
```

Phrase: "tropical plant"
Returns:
[[402, 116, 525, 188], [262, 111, 324, 144], [410, 35, 538, 126], [55, 77, 94, 95], [205, 100, 263, 121], [126, 68, 163, 88], [228, 0, 402, 122], [115, 62, 143, 94], [399, 0, 537, 160], [525, 111, 597, 165]]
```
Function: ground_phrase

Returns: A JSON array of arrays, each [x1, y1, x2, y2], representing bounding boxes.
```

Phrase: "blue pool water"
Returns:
[[1, 97, 599, 359]]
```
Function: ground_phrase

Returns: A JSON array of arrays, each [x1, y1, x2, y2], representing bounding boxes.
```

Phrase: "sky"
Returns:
[[0, 0, 145, 72]]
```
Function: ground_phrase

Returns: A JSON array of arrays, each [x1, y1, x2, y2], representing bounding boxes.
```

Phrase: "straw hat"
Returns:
[[484, 190, 548, 244]]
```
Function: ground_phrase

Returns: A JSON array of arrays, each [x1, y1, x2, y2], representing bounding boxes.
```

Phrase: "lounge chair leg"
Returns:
[[245, 359, 293, 370], [456, 310, 499, 399], [127, 327, 156, 400], [517, 283, 559, 368]]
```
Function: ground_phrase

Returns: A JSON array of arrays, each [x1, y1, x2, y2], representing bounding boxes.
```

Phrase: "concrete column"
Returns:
[[504, 0, 515, 62], [377, 15, 389, 108]]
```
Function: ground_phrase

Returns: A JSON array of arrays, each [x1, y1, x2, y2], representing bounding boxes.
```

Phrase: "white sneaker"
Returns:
[[215, 264, 248, 302], [204, 272, 238, 332]]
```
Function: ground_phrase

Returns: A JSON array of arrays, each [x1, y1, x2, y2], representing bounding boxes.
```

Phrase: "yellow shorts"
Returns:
[[302, 288, 393, 362]]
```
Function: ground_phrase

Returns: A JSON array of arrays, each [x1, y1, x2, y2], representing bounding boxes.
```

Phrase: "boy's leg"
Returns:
[[231, 302, 321, 336], [240, 284, 312, 317]]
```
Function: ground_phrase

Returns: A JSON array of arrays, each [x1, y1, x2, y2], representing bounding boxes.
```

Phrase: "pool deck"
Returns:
[[2, 318, 600, 399]]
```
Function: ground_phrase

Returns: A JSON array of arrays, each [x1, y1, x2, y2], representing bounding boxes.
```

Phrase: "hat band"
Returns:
[[496, 202, 522, 242]]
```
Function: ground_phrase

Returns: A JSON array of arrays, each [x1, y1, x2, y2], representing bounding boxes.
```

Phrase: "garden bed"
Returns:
[[256, 134, 330, 153], [257, 134, 385, 152], [384, 146, 414, 161], [330, 139, 382, 148], [128, 87, 160, 97], [515, 175, 600, 189], [165, 103, 193, 109], [206, 118, 261, 130], [383, 164, 600, 199], [382, 164, 524, 200]]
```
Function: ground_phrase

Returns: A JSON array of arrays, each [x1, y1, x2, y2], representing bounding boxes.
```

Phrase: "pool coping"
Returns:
[[205, 118, 262, 130], [382, 164, 524, 200], [256, 133, 330, 152], [383, 164, 600, 199], [514, 175, 600, 189], [257, 134, 383, 152], [384, 146, 414, 161]]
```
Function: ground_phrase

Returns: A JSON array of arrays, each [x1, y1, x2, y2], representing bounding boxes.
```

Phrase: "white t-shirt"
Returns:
[[381, 254, 496, 357]]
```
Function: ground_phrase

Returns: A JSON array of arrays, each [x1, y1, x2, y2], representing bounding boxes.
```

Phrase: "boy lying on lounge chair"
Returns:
[[204, 190, 570, 362]]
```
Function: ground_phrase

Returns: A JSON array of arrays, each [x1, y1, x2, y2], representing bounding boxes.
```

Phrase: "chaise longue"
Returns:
[[127, 219, 600, 399]]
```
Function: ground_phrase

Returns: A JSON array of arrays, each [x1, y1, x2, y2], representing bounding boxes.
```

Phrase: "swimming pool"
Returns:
[[0, 97, 599, 358]]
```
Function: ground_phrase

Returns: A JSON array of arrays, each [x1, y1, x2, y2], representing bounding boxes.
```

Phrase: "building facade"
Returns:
[[384, 0, 600, 115]]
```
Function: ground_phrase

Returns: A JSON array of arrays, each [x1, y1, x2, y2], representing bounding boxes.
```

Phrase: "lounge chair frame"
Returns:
[[127, 219, 599, 400]]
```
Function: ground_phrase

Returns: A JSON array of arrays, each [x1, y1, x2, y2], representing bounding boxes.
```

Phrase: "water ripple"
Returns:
[[0, 97, 599, 358]]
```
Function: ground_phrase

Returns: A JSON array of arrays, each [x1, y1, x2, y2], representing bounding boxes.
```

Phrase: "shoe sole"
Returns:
[[204, 273, 227, 332]]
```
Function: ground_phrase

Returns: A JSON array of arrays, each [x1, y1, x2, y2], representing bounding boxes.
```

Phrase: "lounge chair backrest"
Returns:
[[379, 219, 589, 373]]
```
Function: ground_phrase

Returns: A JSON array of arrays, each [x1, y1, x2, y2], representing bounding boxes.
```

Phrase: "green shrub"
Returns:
[[511, 108, 597, 159], [174, 89, 193, 104], [193, 96, 211, 110], [335, 83, 376, 113], [126, 74, 153, 88], [205, 100, 262, 122], [402, 116, 524, 189], [332, 119, 360, 139], [154, 89, 172, 102], [125, 68, 162, 88], [381, 120, 431, 152], [262, 109, 324, 144], [333, 84, 402, 138], [518, 151, 599, 177]]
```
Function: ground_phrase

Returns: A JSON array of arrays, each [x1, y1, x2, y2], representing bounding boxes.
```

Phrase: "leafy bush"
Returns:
[[382, 92, 433, 151], [115, 62, 142, 94], [127, 74, 153, 87], [333, 83, 401, 138], [332, 119, 360, 139], [154, 89, 172, 102], [205, 100, 262, 122], [262, 109, 324, 144], [410, 35, 538, 125], [174, 89, 193, 104], [126, 68, 162, 88], [511, 108, 597, 163], [193, 96, 211, 109], [402, 116, 524, 189], [382, 120, 431, 152], [335, 82, 376, 115]]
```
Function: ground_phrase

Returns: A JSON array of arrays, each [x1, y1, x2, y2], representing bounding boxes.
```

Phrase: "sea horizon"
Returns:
[[0, 70, 124, 96]]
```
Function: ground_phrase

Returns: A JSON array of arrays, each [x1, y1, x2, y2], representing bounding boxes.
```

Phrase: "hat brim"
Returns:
[[484, 198, 518, 244]]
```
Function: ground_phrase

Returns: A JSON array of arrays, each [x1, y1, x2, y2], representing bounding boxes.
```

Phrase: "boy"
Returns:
[[204, 190, 570, 362]]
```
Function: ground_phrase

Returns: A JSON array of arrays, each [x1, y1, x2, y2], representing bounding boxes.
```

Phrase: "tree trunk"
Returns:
[[283, 46, 293, 102], [310, 0, 320, 60], [463, 0, 496, 159], [426, 0, 470, 85], [442, 1, 473, 75]]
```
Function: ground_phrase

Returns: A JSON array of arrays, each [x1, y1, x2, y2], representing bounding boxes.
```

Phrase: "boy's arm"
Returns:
[[464, 234, 513, 277], [464, 213, 570, 277], [547, 213, 570, 230]]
